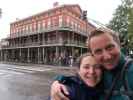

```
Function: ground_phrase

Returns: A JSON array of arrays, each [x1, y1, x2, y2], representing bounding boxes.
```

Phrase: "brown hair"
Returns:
[[76, 53, 92, 68], [86, 28, 120, 51]]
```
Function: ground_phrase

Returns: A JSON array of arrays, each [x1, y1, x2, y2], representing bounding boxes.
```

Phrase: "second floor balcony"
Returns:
[[9, 22, 89, 39], [3, 39, 86, 49]]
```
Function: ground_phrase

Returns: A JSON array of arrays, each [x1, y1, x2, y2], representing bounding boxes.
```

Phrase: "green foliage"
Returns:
[[108, 0, 133, 55], [128, 7, 133, 50], [0, 8, 2, 18]]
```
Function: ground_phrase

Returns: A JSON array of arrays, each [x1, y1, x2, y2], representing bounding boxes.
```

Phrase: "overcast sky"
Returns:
[[0, 0, 121, 40]]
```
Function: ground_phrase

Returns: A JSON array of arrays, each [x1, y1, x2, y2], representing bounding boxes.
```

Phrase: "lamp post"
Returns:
[[0, 8, 2, 18], [82, 11, 88, 35]]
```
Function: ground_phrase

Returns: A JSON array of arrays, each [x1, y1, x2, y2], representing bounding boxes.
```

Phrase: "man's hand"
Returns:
[[51, 81, 69, 100]]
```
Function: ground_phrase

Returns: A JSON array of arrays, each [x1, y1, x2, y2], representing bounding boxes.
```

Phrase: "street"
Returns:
[[0, 63, 75, 100]]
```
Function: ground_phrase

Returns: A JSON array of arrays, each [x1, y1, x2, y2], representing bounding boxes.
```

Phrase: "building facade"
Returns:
[[0, 4, 95, 66]]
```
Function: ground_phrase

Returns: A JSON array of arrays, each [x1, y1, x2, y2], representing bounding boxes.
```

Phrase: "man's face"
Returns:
[[89, 33, 120, 70], [78, 56, 102, 87]]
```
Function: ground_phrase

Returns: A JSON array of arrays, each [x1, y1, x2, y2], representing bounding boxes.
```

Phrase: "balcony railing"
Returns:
[[4, 39, 86, 48], [9, 24, 88, 39]]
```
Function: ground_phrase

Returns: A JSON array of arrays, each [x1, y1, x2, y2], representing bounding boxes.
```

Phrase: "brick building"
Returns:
[[0, 4, 95, 65]]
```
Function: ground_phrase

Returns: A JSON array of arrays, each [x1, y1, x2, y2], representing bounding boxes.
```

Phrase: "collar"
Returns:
[[110, 52, 126, 73]]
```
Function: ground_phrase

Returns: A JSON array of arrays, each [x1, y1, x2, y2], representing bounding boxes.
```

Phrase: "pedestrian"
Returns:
[[51, 53, 103, 100], [50, 27, 133, 100], [69, 56, 73, 67]]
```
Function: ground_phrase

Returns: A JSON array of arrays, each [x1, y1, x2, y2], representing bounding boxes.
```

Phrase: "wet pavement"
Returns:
[[0, 63, 75, 100]]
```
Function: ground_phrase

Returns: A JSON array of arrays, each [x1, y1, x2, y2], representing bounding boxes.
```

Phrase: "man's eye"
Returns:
[[106, 44, 115, 51], [94, 49, 102, 55]]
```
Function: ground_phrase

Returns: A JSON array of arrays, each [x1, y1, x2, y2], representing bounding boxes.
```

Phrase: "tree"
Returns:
[[108, 0, 133, 55], [127, 1, 133, 56], [0, 8, 2, 18]]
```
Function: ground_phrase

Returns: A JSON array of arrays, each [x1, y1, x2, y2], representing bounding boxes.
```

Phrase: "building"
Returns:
[[1, 4, 95, 65]]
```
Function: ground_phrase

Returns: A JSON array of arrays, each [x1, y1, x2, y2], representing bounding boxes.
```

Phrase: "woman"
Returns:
[[51, 53, 103, 100]]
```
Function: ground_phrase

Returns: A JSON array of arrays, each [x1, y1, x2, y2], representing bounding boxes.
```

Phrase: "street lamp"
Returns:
[[0, 8, 2, 18]]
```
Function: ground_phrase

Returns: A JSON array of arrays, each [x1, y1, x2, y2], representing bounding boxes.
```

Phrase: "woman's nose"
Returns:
[[89, 67, 95, 74]]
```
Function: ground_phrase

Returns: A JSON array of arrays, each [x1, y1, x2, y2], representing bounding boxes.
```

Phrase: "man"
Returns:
[[51, 28, 133, 100]]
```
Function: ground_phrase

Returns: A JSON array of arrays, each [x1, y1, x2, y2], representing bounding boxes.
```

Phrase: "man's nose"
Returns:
[[102, 50, 111, 59]]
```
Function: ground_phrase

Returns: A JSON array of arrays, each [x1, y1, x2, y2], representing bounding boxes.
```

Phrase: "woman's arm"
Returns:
[[50, 81, 70, 100]]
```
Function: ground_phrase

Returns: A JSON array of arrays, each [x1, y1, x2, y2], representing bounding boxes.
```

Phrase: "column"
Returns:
[[72, 47, 74, 57], [38, 47, 40, 63], [56, 46, 59, 58], [27, 48, 30, 63], [80, 48, 82, 56], [19, 48, 21, 62], [42, 47, 45, 63], [42, 33, 44, 45], [38, 34, 40, 45]]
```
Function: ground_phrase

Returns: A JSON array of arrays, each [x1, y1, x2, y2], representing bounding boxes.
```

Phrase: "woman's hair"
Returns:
[[76, 53, 104, 69], [76, 53, 92, 68]]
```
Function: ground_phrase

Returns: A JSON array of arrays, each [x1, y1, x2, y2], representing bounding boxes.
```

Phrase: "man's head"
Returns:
[[77, 53, 103, 87], [86, 28, 121, 70]]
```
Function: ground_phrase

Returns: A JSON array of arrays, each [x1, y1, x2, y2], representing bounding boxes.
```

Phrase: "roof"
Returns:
[[11, 4, 82, 25]]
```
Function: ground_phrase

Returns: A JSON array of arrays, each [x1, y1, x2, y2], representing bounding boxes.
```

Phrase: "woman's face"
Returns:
[[78, 56, 102, 87]]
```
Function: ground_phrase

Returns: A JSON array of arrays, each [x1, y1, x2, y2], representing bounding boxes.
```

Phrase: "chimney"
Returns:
[[53, 2, 59, 8]]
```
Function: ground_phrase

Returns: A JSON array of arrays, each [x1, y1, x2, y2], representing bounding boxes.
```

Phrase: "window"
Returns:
[[26, 25, 29, 33], [47, 18, 51, 28], [37, 22, 41, 30], [52, 16, 59, 27], [42, 20, 45, 29], [33, 23, 36, 31], [59, 15, 62, 27], [66, 16, 70, 27]]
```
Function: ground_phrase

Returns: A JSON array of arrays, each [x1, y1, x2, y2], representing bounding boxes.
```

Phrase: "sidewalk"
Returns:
[[0, 61, 76, 73]]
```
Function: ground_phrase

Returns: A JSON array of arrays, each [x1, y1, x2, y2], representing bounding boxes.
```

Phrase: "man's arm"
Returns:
[[50, 81, 70, 100]]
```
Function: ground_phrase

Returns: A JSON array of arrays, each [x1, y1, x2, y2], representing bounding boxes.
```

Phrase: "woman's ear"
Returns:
[[77, 67, 80, 74]]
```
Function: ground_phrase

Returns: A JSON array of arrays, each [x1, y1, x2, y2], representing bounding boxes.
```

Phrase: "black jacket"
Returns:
[[58, 75, 103, 100]]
